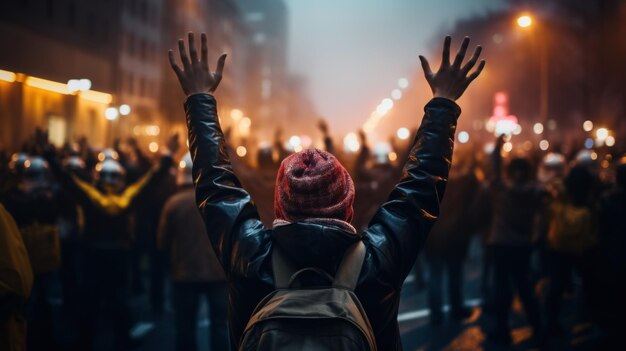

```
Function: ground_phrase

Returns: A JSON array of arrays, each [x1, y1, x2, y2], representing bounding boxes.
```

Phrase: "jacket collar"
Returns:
[[270, 220, 360, 273]]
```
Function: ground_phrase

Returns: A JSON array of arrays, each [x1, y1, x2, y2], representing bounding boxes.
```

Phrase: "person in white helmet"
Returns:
[[42, 134, 180, 350]]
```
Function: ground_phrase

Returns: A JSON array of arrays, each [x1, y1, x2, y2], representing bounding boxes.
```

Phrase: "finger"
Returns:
[[201, 33, 209, 71], [178, 39, 191, 69], [188, 32, 200, 66], [467, 60, 486, 83], [215, 53, 227, 76], [168, 50, 183, 79], [453, 37, 470, 68], [419, 55, 433, 80], [441, 35, 451, 67], [462, 45, 482, 74]]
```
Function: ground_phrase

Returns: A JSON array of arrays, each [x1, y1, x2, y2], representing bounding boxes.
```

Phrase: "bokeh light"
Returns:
[[517, 15, 532, 28], [236, 146, 247, 157], [458, 131, 469, 144], [397, 127, 410, 140]]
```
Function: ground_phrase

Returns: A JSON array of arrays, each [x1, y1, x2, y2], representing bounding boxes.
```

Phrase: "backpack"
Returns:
[[238, 241, 378, 351], [547, 201, 596, 254]]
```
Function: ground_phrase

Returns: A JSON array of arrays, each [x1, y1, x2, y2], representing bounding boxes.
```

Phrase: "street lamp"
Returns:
[[119, 104, 131, 116], [67, 78, 91, 93], [517, 15, 533, 28], [517, 13, 549, 123], [105, 107, 119, 121]]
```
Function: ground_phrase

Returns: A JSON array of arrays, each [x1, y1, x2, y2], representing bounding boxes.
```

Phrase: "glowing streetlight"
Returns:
[[396, 127, 410, 140], [119, 104, 131, 116], [230, 109, 244, 120], [79, 79, 91, 91], [458, 131, 470, 144], [343, 133, 360, 152], [398, 78, 409, 89], [391, 89, 402, 100], [105, 107, 119, 121], [236, 146, 247, 157], [605, 136, 616, 147], [583, 120, 593, 132], [388, 152, 398, 162], [596, 128, 609, 140], [517, 15, 532, 28], [533, 123, 544, 135], [240, 117, 252, 129], [288, 135, 301, 149], [67, 78, 92, 93]]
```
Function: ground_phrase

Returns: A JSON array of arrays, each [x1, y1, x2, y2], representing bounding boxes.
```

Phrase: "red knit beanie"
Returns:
[[274, 149, 355, 222]]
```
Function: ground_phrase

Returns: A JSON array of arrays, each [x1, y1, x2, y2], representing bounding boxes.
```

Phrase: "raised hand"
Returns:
[[168, 32, 227, 96], [419, 36, 485, 101]]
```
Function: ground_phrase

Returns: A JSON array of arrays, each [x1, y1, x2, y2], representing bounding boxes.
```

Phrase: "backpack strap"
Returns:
[[272, 245, 298, 289], [333, 240, 366, 290]]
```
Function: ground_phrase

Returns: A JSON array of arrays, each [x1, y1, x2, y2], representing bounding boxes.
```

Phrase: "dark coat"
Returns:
[[185, 93, 460, 350]]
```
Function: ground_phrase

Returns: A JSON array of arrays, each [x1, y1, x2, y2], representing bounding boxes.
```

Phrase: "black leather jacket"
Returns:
[[185, 93, 460, 350]]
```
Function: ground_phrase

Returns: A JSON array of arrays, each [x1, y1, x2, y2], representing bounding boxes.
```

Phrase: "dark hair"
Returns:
[[506, 157, 532, 182], [564, 166, 594, 206]]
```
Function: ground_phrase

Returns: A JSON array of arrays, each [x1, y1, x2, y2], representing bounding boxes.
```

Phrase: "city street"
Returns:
[[2, 1, 625, 350], [122, 239, 600, 351]]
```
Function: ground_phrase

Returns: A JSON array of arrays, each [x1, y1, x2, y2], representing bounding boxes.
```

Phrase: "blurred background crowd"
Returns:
[[1, 0, 626, 350]]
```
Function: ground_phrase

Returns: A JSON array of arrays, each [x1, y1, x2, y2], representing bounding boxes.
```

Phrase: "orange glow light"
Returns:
[[80, 90, 113, 104], [25, 76, 70, 94], [0, 69, 16, 82], [517, 15, 532, 28]]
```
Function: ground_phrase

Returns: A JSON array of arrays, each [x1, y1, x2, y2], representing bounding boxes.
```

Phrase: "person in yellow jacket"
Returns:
[[0, 203, 33, 351]]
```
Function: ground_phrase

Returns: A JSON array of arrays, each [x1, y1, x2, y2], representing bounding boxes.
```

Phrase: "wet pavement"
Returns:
[[123, 238, 603, 350]]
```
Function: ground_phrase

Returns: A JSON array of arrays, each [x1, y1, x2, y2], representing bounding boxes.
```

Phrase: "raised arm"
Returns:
[[491, 134, 505, 184], [363, 36, 485, 285], [169, 33, 269, 275]]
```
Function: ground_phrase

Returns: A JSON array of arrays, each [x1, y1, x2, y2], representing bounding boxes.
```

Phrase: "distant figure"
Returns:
[[2, 156, 63, 351], [43, 135, 178, 351], [599, 157, 626, 346], [425, 151, 479, 325], [317, 120, 335, 155], [544, 165, 598, 334], [158, 152, 229, 351], [486, 135, 544, 345], [0, 203, 33, 351]]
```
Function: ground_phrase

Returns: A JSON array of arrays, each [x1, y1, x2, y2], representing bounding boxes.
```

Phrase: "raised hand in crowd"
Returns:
[[169, 32, 227, 96], [419, 36, 485, 101]]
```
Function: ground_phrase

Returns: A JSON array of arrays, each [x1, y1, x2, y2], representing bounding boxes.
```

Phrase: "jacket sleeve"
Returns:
[[362, 97, 460, 286], [185, 93, 270, 277]]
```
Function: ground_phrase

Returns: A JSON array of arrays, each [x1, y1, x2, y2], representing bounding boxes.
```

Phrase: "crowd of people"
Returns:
[[0, 33, 624, 351], [1, 121, 624, 350]]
